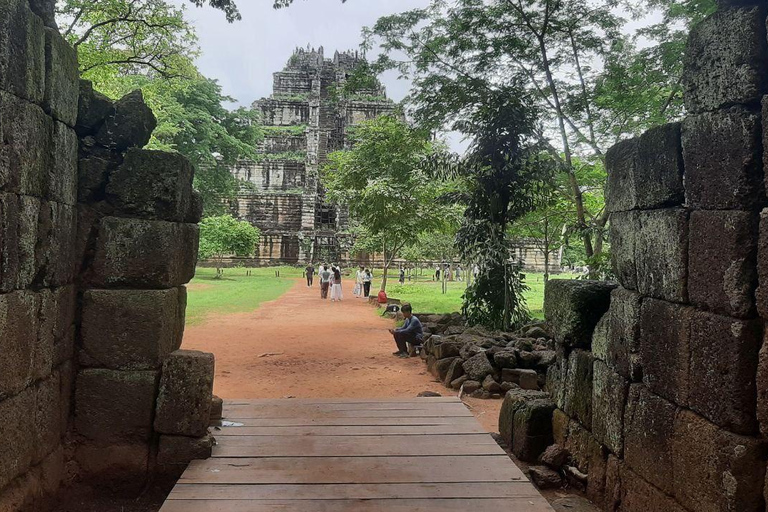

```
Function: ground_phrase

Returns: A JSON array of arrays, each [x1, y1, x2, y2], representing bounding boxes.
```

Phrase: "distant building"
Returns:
[[227, 46, 397, 265]]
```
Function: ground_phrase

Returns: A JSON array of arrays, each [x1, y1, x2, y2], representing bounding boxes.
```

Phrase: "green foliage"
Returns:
[[263, 125, 308, 136], [198, 215, 261, 277], [324, 116, 457, 291]]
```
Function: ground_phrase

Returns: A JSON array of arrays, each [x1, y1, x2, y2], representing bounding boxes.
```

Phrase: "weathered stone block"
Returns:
[[36, 201, 77, 287], [592, 361, 628, 457], [17, 195, 40, 288], [609, 210, 639, 291], [80, 288, 185, 370], [58, 360, 73, 433], [106, 149, 194, 222], [639, 299, 692, 407], [759, 333, 768, 437], [512, 398, 556, 462], [0, 194, 20, 292], [158, 434, 214, 465], [563, 349, 593, 427], [75, 369, 158, 442], [683, 107, 763, 209], [621, 468, 688, 512], [754, 208, 768, 318], [88, 217, 199, 289], [544, 279, 615, 348], [186, 190, 204, 223], [673, 409, 767, 512], [594, 287, 641, 380], [498, 388, 548, 444], [43, 28, 78, 126], [682, 7, 768, 114], [442, 358, 465, 387], [50, 121, 77, 206], [501, 368, 538, 390], [33, 372, 61, 465], [0, 0, 45, 103], [563, 419, 606, 500], [95, 90, 157, 151], [77, 147, 121, 202], [462, 352, 494, 381], [605, 138, 637, 213], [636, 208, 688, 302], [552, 409, 569, 446], [0, 388, 35, 491], [0, 91, 53, 199], [689, 210, 758, 318], [76, 80, 114, 137], [689, 310, 762, 434], [433, 340, 463, 360], [0, 290, 38, 396], [155, 350, 215, 437], [432, 357, 457, 381], [210, 395, 223, 421], [29, 0, 57, 28], [38, 286, 76, 366], [623, 385, 676, 495]]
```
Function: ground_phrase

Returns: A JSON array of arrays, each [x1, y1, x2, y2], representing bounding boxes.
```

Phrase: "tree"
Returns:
[[324, 116, 454, 292], [198, 215, 261, 277]]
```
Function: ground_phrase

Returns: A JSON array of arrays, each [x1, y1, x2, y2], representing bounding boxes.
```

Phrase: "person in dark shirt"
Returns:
[[388, 303, 423, 358], [305, 264, 315, 287]]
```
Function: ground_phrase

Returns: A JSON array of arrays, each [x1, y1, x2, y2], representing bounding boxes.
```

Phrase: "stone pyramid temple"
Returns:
[[228, 46, 397, 265]]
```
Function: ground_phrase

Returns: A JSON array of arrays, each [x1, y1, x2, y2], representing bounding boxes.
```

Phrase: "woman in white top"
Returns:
[[330, 265, 343, 301]]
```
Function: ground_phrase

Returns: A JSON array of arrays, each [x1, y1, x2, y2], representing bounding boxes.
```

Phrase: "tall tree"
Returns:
[[324, 116, 455, 292], [199, 215, 261, 277]]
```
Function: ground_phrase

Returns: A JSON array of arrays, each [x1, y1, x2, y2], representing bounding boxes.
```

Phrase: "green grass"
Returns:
[[185, 266, 303, 325]]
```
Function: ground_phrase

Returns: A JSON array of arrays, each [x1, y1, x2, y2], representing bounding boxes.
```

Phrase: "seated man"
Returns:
[[389, 303, 423, 358]]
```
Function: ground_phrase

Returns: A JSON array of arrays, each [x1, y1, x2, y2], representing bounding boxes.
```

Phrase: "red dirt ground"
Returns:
[[182, 278, 502, 432]]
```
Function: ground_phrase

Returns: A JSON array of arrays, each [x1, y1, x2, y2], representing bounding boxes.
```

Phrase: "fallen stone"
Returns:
[[525, 326, 549, 339], [95, 90, 157, 151], [492, 349, 517, 369], [155, 350, 215, 438], [539, 444, 570, 469], [462, 352, 494, 381], [210, 395, 223, 421], [461, 380, 481, 394], [76, 80, 114, 137], [544, 279, 615, 348], [498, 388, 552, 461], [432, 357, 457, 381], [433, 340, 463, 360], [482, 374, 501, 393], [528, 466, 562, 490], [442, 358, 464, 387], [450, 375, 468, 390]]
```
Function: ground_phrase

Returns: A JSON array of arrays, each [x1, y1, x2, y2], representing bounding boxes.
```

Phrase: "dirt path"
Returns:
[[182, 278, 502, 432]]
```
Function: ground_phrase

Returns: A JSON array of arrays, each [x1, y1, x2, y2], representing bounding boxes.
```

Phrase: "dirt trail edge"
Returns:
[[182, 278, 501, 432]]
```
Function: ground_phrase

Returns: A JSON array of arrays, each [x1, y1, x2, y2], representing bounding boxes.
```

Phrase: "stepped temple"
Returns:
[[228, 47, 397, 265]]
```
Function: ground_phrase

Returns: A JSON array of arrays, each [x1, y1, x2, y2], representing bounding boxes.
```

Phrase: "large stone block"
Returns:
[[606, 123, 684, 214], [43, 28, 78, 126], [623, 385, 676, 495], [88, 217, 199, 289], [157, 434, 214, 466], [0, 0, 45, 103], [639, 299, 692, 407], [673, 409, 767, 512], [563, 419, 606, 497], [462, 352, 494, 381], [0, 290, 39, 396], [593, 287, 641, 380], [0, 388, 35, 491], [33, 372, 61, 465], [80, 288, 185, 370], [609, 210, 639, 291], [592, 360, 628, 457], [635, 208, 688, 302], [544, 279, 615, 348], [18, 195, 40, 288], [95, 90, 157, 151], [498, 388, 553, 461], [155, 350, 215, 437], [688, 310, 762, 434], [682, 107, 763, 209], [36, 201, 77, 287], [75, 369, 158, 442], [76, 80, 114, 137], [106, 149, 194, 222], [0, 193, 20, 292], [755, 208, 768, 318], [0, 91, 53, 199], [50, 122, 77, 205], [620, 468, 688, 512], [682, 7, 768, 114], [38, 285, 76, 367], [562, 349, 594, 427], [689, 210, 758, 318]]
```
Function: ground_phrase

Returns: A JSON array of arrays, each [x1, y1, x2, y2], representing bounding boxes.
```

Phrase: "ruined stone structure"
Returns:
[[229, 47, 397, 265], [0, 2, 214, 508], [500, 3, 768, 511]]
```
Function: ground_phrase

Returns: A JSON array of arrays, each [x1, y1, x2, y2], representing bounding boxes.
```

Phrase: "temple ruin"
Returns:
[[228, 47, 397, 265]]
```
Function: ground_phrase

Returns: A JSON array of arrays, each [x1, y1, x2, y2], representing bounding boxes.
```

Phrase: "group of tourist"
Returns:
[[433, 263, 480, 282], [304, 264, 374, 301]]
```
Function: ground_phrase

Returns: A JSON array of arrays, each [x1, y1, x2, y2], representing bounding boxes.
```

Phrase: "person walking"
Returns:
[[363, 268, 372, 298], [305, 263, 315, 287], [330, 265, 343, 301], [319, 264, 331, 299]]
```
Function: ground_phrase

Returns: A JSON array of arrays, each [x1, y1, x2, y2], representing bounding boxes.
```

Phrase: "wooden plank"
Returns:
[[179, 456, 526, 484], [168, 482, 542, 501], [223, 403, 472, 414], [222, 407, 473, 419], [213, 417, 480, 428], [212, 424, 486, 436], [212, 434, 504, 458], [160, 498, 554, 511], [224, 397, 461, 405]]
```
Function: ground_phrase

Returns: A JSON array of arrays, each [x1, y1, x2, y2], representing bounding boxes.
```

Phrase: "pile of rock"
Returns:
[[418, 313, 556, 399]]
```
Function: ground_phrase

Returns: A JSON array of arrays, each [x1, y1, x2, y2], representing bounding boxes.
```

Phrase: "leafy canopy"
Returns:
[[199, 215, 261, 275]]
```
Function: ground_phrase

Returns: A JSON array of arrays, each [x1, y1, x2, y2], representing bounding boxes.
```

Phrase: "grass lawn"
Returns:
[[185, 266, 303, 325]]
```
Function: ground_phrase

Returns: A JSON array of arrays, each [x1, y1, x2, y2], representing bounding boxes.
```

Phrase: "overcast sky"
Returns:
[[178, 0, 429, 108]]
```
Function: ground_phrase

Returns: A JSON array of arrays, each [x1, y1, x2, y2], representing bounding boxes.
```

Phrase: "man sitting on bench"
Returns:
[[389, 303, 423, 358]]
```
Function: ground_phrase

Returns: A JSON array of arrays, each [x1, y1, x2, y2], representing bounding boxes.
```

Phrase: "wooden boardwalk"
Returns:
[[160, 397, 554, 511]]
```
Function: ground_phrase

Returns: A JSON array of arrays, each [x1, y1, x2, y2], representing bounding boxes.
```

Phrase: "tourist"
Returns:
[[446, 264, 453, 281], [330, 265, 343, 301], [456, 265, 463, 281], [354, 265, 364, 297], [319, 264, 331, 299], [434, 264, 440, 281], [363, 268, 372, 297], [399, 266, 405, 285], [389, 303, 423, 358], [305, 263, 315, 287]]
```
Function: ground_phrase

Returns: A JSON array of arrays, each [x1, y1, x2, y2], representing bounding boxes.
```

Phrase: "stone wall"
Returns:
[[518, 3, 768, 511], [0, 4, 215, 508]]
